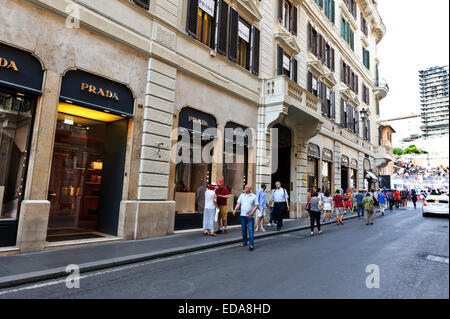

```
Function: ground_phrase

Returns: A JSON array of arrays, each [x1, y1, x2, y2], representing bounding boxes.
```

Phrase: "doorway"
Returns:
[[271, 124, 291, 218], [47, 104, 128, 241]]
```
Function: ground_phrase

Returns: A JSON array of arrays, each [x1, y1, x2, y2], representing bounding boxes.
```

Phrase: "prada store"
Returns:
[[46, 69, 134, 242], [0, 42, 44, 247]]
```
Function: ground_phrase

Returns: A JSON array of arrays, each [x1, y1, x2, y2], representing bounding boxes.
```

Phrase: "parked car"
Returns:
[[422, 195, 449, 216]]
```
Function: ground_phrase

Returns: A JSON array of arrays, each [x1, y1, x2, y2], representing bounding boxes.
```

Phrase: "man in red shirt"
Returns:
[[393, 190, 401, 209], [215, 180, 230, 233], [333, 190, 345, 225]]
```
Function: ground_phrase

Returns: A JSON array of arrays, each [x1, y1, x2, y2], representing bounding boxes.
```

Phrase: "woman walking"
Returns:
[[203, 184, 217, 236], [309, 192, 323, 236], [322, 192, 332, 223], [411, 190, 418, 209]]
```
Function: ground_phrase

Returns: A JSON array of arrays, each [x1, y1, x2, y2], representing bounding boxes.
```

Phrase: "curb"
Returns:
[[0, 213, 360, 289]]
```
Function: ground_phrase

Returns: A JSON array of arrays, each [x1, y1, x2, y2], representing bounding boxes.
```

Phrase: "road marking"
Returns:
[[425, 255, 449, 264]]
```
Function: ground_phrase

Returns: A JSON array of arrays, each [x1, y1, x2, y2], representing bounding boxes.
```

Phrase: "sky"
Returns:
[[376, 0, 449, 144]]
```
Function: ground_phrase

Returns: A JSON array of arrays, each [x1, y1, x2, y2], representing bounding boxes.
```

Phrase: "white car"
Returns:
[[422, 195, 449, 216]]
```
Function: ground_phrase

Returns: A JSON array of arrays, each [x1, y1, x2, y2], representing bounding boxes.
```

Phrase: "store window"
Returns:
[[307, 144, 320, 195], [350, 159, 358, 190], [0, 91, 35, 221], [174, 107, 217, 213], [321, 149, 333, 194]]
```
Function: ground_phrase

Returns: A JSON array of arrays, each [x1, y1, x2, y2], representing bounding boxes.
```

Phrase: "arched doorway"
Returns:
[[271, 124, 291, 218]]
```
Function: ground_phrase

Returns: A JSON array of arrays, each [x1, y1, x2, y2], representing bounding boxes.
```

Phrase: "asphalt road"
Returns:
[[0, 204, 448, 299]]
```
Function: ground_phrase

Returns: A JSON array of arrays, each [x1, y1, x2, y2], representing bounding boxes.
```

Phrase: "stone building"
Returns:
[[0, 0, 388, 253]]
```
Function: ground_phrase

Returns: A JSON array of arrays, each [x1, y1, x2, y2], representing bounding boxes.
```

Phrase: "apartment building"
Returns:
[[419, 65, 449, 138], [0, 0, 388, 253]]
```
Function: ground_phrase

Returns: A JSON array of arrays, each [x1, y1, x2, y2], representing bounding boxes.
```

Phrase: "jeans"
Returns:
[[356, 204, 364, 217], [309, 211, 321, 232], [240, 216, 255, 247], [269, 206, 275, 224], [365, 210, 375, 224]]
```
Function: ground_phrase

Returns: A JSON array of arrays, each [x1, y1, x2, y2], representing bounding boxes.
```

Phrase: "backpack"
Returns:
[[344, 193, 349, 201]]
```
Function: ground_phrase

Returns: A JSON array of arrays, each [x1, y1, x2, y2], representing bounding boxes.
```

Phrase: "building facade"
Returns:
[[0, 0, 387, 253], [419, 65, 449, 138]]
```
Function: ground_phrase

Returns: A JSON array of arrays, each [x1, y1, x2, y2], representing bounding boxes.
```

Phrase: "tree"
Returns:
[[393, 147, 403, 156], [403, 145, 422, 154]]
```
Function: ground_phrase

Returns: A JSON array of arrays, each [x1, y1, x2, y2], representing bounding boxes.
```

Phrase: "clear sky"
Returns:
[[376, 0, 449, 143]]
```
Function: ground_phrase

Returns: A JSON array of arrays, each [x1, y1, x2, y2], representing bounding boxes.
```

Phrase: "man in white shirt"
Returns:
[[270, 181, 290, 231], [233, 184, 259, 251]]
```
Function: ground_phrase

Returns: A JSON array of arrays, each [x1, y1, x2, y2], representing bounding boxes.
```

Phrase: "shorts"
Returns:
[[335, 207, 344, 215], [256, 208, 266, 217], [344, 200, 352, 208], [219, 205, 228, 221]]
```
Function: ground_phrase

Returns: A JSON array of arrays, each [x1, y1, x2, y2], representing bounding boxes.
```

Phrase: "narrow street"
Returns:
[[1, 205, 448, 299]]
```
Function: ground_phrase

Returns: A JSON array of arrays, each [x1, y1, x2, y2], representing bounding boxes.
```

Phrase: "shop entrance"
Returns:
[[47, 104, 128, 241], [271, 124, 291, 218], [341, 167, 349, 192]]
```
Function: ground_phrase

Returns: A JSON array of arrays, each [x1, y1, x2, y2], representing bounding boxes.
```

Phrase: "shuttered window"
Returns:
[[217, 0, 229, 56], [251, 26, 260, 75], [363, 47, 370, 70], [291, 58, 298, 83], [314, 0, 335, 23], [186, 0, 200, 37], [228, 7, 239, 62], [308, 23, 335, 71], [186, 0, 216, 50], [341, 15, 354, 50], [279, 0, 297, 35], [132, 0, 150, 10], [277, 45, 284, 76]]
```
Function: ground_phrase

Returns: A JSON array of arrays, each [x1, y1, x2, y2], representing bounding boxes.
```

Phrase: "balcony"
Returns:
[[374, 145, 394, 169], [261, 75, 323, 132], [373, 78, 389, 100]]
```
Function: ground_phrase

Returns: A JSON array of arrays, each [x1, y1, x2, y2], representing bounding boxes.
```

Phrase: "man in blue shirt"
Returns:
[[377, 190, 387, 216], [233, 185, 259, 251], [270, 181, 290, 231], [354, 190, 365, 218], [255, 184, 267, 232]]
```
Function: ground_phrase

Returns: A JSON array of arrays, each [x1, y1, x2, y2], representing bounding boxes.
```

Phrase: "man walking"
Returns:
[[411, 190, 418, 209], [270, 181, 290, 231], [362, 193, 375, 225], [215, 180, 230, 234], [233, 185, 259, 251], [387, 190, 395, 210], [332, 190, 345, 225], [255, 184, 267, 232], [393, 189, 401, 209], [354, 190, 364, 218], [377, 190, 387, 216]]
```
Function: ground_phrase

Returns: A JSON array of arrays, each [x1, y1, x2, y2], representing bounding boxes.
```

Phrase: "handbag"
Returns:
[[305, 198, 311, 212], [214, 207, 220, 222]]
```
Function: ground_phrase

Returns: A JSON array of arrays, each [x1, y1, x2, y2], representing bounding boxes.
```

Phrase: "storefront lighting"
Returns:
[[17, 93, 25, 96], [65, 100, 73, 104], [64, 118, 74, 125], [58, 103, 123, 122]]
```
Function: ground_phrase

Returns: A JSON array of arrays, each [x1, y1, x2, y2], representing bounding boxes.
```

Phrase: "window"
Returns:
[[363, 119, 371, 141], [361, 13, 368, 36], [362, 83, 370, 105], [341, 15, 354, 51], [186, 0, 216, 50], [278, 0, 297, 35], [344, 0, 357, 19], [340, 60, 358, 94], [363, 47, 370, 70], [132, 0, 149, 10], [313, 0, 335, 23], [307, 23, 335, 71], [278, 45, 298, 83], [237, 19, 251, 70]]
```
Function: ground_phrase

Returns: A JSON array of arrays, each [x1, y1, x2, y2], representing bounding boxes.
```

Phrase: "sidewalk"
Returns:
[[0, 210, 373, 288]]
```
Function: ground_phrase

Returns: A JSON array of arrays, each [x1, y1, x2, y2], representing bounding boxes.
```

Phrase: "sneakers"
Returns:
[[216, 229, 223, 234], [261, 227, 266, 232], [224, 229, 228, 234], [336, 222, 340, 225]]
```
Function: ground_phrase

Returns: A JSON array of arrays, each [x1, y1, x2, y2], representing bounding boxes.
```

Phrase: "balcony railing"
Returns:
[[374, 77, 389, 99]]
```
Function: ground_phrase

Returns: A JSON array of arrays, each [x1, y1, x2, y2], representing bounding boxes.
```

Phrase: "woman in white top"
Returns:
[[322, 192, 332, 223], [203, 184, 217, 236]]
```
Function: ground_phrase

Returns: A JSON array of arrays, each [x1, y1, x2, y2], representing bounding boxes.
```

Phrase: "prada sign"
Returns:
[[178, 107, 217, 136], [341, 155, 349, 167], [322, 148, 333, 162], [307, 143, 320, 159], [0, 43, 44, 94], [60, 70, 134, 117]]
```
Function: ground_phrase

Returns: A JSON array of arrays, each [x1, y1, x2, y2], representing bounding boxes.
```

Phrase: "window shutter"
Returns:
[[307, 71, 313, 92], [340, 59, 344, 82], [331, 48, 335, 71], [291, 58, 298, 83], [321, 82, 327, 114], [292, 6, 298, 35], [133, 0, 150, 10], [278, 0, 283, 22], [228, 8, 239, 62], [245, 26, 252, 71], [331, 91, 336, 120], [317, 34, 322, 59], [277, 45, 284, 76], [217, 0, 229, 56], [186, 0, 199, 37], [322, 37, 326, 62], [340, 98, 345, 127], [355, 75, 359, 94], [209, 0, 218, 50], [331, 0, 335, 23], [251, 26, 260, 75], [361, 13, 364, 32], [355, 109, 360, 135], [307, 23, 312, 51], [367, 119, 371, 141], [362, 84, 366, 103], [347, 103, 352, 130]]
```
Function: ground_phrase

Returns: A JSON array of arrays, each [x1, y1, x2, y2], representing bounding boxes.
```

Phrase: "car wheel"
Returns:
[[422, 212, 428, 217]]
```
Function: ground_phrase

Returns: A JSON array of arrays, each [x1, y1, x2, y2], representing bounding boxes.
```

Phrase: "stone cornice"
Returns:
[[230, 0, 263, 22], [339, 2, 358, 31], [275, 32, 301, 56]]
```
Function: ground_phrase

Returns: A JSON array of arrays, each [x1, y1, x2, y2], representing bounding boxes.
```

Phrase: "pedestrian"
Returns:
[[387, 190, 395, 210], [202, 184, 217, 236], [362, 193, 375, 225], [411, 190, 418, 209], [308, 192, 323, 236], [400, 190, 407, 208], [343, 189, 352, 215], [393, 190, 401, 209], [233, 184, 259, 251], [268, 200, 276, 226], [215, 180, 230, 234], [255, 184, 267, 232], [377, 190, 387, 216], [332, 190, 345, 225], [322, 192, 332, 222], [270, 181, 290, 231], [354, 190, 364, 218]]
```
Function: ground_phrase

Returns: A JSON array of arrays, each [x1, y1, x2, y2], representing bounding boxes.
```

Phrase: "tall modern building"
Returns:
[[419, 65, 449, 138]]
